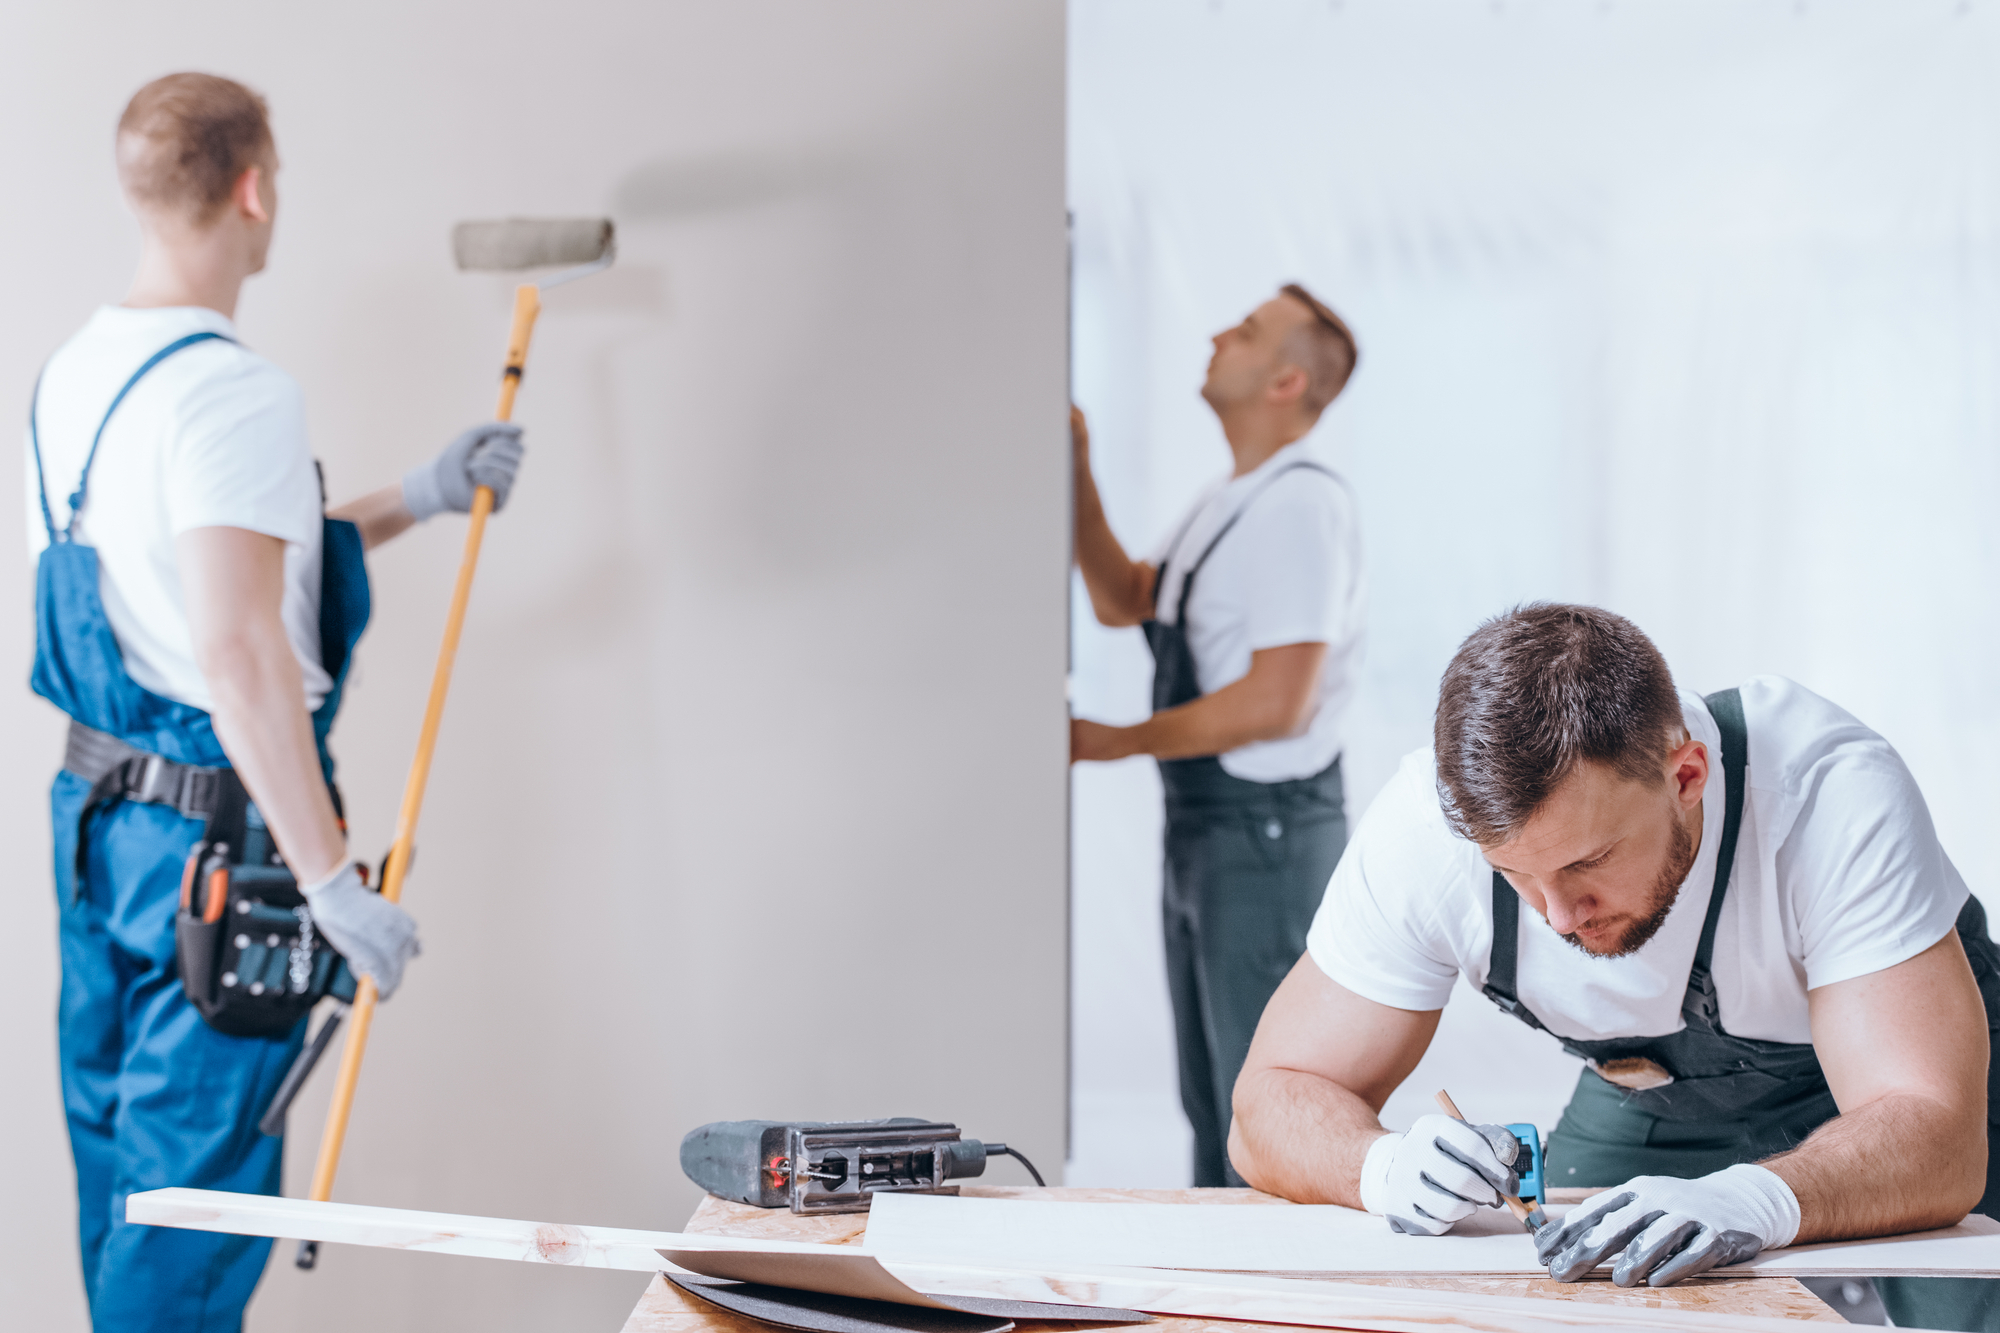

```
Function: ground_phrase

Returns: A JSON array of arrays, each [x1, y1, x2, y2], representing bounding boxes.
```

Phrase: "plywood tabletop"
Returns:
[[621, 1187, 1843, 1331]]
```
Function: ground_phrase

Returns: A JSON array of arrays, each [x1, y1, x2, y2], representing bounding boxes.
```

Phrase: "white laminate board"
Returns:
[[862, 1192, 2000, 1278], [124, 1188, 1064, 1312], [875, 1257, 1949, 1333], [126, 1188, 839, 1273], [1737, 1223, 2000, 1278]]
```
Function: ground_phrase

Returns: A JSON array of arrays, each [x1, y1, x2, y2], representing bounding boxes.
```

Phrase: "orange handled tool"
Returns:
[[297, 220, 612, 1268], [303, 285, 541, 1215]]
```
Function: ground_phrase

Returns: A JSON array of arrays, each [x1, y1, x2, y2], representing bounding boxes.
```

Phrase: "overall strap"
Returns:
[[1688, 687, 1749, 989], [1170, 461, 1344, 627], [1148, 505, 1207, 617], [1483, 870, 1550, 1033], [34, 330, 233, 543], [28, 367, 55, 542]]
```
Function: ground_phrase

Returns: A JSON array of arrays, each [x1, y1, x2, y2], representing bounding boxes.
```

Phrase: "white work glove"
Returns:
[[1534, 1165, 1800, 1287], [402, 422, 526, 521], [1358, 1114, 1521, 1236], [302, 862, 422, 1000]]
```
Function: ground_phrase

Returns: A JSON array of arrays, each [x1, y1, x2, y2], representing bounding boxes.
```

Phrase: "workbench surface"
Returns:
[[621, 1187, 1844, 1330]]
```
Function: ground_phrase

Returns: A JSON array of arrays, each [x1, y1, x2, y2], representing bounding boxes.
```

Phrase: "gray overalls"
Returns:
[[1143, 461, 1349, 1187], [1483, 689, 2000, 1330]]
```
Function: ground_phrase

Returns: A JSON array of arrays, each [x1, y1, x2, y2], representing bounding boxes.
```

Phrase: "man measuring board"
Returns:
[[1070, 285, 1364, 1188], [1230, 603, 2000, 1332], [26, 73, 525, 1331]]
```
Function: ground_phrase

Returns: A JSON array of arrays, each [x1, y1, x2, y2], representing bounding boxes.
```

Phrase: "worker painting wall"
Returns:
[[1070, 0, 2000, 1183], [0, 4, 1067, 1330]]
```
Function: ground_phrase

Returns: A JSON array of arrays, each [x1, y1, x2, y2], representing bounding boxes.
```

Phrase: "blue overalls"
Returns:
[[1142, 460, 1350, 1187], [30, 331, 371, 1331], [1483, 689, 2000, 1330]]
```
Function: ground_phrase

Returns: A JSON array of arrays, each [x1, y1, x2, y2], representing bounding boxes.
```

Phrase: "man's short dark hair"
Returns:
[[1433, 603, 1683, 844], [1278, 283, 1358, 415], [117, 73, 273, 224]]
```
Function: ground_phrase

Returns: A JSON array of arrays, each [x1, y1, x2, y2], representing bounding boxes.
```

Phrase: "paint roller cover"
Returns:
[[452, 218, 614, 271]]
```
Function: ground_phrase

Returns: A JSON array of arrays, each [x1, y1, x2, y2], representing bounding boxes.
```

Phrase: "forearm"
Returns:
[[329, 482, 416, 550], [202, 631, 347, 885], [1091, 670, 1310, 761], [1764, 1092, 1987, 1243], [1140, 684, 1298, 758], [1073, 644, 1323, 763], [1229, 1066, 1386, 1205], [1226, 961, 1445, 1208], [1773, 931, 1993, 1244], [1073, 461, 1152, 626]]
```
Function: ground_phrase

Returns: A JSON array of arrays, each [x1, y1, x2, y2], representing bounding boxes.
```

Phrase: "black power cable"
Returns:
[[981, 1142, 1045, 1186]]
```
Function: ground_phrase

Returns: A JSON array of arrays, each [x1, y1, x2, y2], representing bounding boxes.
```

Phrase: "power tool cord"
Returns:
[[983, 1143, 1046, 1186]]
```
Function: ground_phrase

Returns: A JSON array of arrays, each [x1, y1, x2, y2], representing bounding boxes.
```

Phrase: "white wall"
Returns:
[[1069, 0, 2000, 1185], [0, 5, 1068, 1329]]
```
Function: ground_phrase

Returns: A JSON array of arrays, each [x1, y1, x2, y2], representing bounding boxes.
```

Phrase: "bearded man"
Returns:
[[1230, 603, 2000, 1332]]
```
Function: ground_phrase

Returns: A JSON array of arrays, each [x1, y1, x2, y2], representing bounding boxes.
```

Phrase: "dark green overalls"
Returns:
[[1483, 689, 2000, 1328], [1143, 461, 1349, 1188]]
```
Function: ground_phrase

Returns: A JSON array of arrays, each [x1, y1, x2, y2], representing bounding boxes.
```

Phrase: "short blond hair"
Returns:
[[117, 73, 272, 224]]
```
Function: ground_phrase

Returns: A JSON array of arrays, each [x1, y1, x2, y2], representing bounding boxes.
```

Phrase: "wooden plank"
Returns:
[[622, 1267, 1864, 1333], [872, 1256, 1877, 1333], [656, 1191, 1843, 1329], [625, 1267, 1845, 1333]]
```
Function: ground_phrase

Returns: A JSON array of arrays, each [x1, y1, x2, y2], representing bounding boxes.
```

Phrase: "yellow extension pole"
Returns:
[[308, 283, 543, 1204]]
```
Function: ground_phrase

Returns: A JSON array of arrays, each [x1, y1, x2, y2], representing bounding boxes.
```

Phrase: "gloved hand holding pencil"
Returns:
[[1358, 1113, 1522, 1236]]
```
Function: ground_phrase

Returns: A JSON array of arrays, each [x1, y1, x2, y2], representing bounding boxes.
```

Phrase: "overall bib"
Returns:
[[1144, 461, 1348, 1187], [30, 331, 371, 1332], [1483, 689, 2000, 1330]]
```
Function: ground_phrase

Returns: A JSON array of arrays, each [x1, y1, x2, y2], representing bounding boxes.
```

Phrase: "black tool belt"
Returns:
[[65, 720, 233, 826], [64, 721, 355, 1039]]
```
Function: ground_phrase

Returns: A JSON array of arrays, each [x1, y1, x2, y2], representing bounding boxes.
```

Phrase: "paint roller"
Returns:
[[294, 217, 616, 1270]]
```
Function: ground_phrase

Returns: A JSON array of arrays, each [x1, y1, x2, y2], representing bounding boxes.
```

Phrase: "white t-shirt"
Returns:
[[1307, 677, 1968, 1045], [25, 306, 331, 713], [1150, 439, 1366, 783]]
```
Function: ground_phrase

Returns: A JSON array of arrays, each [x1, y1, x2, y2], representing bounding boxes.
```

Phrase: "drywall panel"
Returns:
[[0, 5, 1067, 1330]]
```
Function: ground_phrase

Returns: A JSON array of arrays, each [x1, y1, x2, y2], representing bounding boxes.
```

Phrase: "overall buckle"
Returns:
[[133, 754, 168, 803]]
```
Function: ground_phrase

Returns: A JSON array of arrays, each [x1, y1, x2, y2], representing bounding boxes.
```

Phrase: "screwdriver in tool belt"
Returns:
[[1435, 1089, 1548, 1233]]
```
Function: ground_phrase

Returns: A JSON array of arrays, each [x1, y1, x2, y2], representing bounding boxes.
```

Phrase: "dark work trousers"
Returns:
[[1161, 755, 1346, 1187], [1140, 457, 1351, 1187]]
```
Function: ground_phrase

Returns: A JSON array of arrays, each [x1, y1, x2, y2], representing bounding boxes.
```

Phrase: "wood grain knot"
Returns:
[[534, 1222, 589, 1264]]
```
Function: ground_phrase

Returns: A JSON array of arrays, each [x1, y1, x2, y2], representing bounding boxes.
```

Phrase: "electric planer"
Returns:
[[681, 1118, 1045, 1215]]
